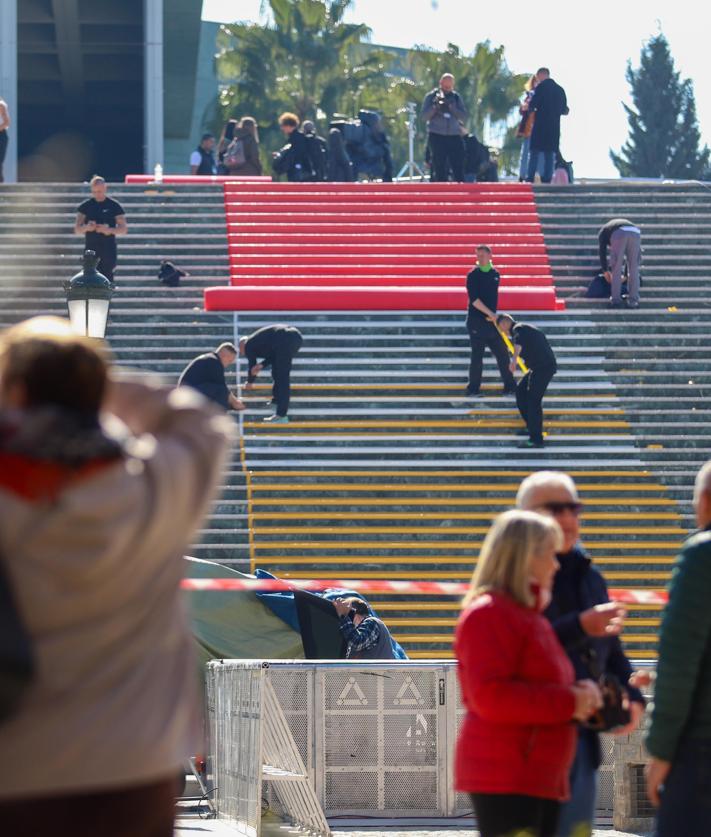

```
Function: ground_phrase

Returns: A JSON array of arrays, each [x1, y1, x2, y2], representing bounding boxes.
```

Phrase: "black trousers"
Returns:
[[429, 133, 465, 182], [467, 318, 515, 394], [271, 331, 303, 416], [516, 364, 556, 444], [0, 130, 8, 183], [94, 246, 117, 282], [471, 793, 560, 837]]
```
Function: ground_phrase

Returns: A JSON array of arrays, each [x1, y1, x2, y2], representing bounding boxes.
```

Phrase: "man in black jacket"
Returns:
[[302, 120, 328, 182], [526, 68, 569, 184], [496, 314, 557, 449], [239, 324, 303, 424], [517, 471, 645, 837], [178, 343, 245, 411], [272, 113, 315, 182], [598, 218, 642, 309], [465, 246, 516, 397]]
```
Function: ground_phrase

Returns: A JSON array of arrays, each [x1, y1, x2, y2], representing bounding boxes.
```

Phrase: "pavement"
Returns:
[[174, 818, 651, 836]]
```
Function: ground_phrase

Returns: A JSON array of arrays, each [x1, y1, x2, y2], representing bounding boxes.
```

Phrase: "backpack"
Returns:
[[224, 137, 246, 169]]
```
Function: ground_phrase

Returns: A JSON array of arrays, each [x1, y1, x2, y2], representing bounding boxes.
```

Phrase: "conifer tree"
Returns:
[[611, 34, 709, 179]]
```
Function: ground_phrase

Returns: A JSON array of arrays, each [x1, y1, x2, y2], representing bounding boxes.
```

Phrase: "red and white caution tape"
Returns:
[[180, 577, 669, 605]]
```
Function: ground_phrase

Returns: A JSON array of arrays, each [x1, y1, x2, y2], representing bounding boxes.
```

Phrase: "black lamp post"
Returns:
[[64, 250, 115, 339]]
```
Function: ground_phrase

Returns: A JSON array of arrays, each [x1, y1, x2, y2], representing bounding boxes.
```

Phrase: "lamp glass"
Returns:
[[87, 298, 110, 339], [67, 299, 87, 335]]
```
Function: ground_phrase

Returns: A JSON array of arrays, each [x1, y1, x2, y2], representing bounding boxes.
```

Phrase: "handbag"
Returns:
[[0, 558, 34, 722], [224, 137, 246, 169], [580, 646, 631, 732]]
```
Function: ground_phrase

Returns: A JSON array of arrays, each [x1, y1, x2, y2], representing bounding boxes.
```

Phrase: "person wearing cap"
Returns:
[[190, 133, 217, 176], [496, 314, 557, 449]]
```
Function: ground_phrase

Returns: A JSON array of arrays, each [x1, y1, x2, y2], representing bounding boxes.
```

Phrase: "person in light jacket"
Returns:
[[0, 316, 233, 837], [455, 510, 602, 837], [421, 73, 468, 182]]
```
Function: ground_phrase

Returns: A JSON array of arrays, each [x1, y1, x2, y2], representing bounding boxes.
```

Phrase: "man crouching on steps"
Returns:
[[240, 324, 303, 424], [496, 314, 557, 449]]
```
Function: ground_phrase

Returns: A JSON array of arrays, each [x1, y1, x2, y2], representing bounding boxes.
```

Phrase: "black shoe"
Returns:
[[626, 300, 640, 309], [518, 439, 545, 449], [465, 389, 483, 398]]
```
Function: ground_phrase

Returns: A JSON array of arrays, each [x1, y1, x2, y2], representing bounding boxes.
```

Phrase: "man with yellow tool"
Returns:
[[496, 314, 557, 449]]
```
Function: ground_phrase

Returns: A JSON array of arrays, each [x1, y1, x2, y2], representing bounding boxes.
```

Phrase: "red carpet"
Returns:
[[204, 182, 564, 312]]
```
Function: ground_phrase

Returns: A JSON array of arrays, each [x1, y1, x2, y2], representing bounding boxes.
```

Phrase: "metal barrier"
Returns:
[[206, 660, 631, 827]]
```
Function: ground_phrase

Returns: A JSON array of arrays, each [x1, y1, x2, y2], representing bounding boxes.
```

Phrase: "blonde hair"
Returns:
[[462, 510, 562, 609], [524, 74, 538, 92]]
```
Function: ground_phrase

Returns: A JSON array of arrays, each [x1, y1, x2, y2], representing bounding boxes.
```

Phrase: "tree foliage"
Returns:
[[215, 0, 527, 174], [611, 34, 709, 179]]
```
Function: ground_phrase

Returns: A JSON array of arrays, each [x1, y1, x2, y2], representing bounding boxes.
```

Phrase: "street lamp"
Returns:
[[64, 250, 115, 339]]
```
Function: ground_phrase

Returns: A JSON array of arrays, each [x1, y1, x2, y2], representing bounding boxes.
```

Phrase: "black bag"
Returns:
[[0, 559, 34, 722], [581, 647, 631, 732], [158, 260, 186, 288]]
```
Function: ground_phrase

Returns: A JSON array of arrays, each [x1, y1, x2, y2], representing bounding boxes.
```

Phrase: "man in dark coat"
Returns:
[[526, 68, 569, 184], [178, 343, 244, 411], [517, 471, 645, 837], [239, 324, 303, 424], [272, 113, 315, 182]]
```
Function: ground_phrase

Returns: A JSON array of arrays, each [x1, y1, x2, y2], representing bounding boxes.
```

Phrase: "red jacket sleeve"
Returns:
[[457, 604, 576, 726]]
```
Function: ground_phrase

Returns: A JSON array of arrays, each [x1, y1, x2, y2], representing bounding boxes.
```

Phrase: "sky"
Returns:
[[202, 0, 711, 178]]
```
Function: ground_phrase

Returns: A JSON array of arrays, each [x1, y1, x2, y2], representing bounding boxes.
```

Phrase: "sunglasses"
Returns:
[[540, 501, 584, 516]]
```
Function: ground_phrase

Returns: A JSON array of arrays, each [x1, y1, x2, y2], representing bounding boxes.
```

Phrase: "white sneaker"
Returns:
[[263, 414, 289, 424]]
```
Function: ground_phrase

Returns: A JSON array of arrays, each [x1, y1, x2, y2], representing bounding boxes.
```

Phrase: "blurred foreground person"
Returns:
[[0, 317, 233, 837], [517, 472, 645, 837], [646, 460, 711, 836], [455, 510, 602, 837], [178, 342, 245, 411]]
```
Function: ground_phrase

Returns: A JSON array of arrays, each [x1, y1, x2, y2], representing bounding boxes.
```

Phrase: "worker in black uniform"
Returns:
[[178, 343, 245, 411], [465, 246, 516, 397], [496, 314, 557, 448], [239, 324, 303, 424]]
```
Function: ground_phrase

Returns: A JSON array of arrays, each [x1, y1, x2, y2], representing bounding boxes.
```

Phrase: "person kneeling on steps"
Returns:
[[497, 314, 557, 449], [239, 324, 303, 423]]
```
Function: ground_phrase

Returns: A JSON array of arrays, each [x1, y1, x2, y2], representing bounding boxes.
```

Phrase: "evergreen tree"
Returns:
[[611, 34, 709, 179]]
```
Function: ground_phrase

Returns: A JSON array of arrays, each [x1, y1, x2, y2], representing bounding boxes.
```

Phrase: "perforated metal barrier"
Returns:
[[206, 660, 619, 826]]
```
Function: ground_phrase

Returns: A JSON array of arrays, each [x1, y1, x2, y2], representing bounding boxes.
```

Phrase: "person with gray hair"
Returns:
[[517, 471, 645, 837], [645, 460, 711, 834]]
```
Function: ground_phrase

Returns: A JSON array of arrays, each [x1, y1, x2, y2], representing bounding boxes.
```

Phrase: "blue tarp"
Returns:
[[254, 568, 408, 660]]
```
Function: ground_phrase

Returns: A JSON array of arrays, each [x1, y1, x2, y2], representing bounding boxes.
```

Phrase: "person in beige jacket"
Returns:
[[0, 317, 233, 837]]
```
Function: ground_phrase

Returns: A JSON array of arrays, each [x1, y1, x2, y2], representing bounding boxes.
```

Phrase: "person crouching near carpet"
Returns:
[[454, 510, 603, 837]]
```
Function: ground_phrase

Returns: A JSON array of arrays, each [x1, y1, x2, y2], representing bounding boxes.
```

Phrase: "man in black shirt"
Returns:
[[598, 218, 642, 309], [74, 176, 127, 282], [465, 246, 516, 397], [239, 324, 303, 423], [272, 113, 315, 182], [178, 343, 245, 411], [496, 314, 557, 448]]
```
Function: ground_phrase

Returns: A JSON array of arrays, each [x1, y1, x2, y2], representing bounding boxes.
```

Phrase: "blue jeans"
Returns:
[[527, 149, 555, 183], [556, 733, 598, 837], [519, 137, 543, 181], [656, 739, 711, 836]]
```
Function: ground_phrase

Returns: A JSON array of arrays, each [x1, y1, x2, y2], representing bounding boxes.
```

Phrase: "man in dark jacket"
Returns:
[[646, 460, 711, 835], [517, 471, 645, 837], [178, 343, 244, 411], [272, 113, 315, 182], [421, 73, 468, 182], [599, 218, 642, 309], [302, 120, 328, 182], [526, 68, 569, 184], [497, 314, 557, 449], [333, 597, 396, 660], [465, 246, 516, 397], [239, 324, 303, 424]]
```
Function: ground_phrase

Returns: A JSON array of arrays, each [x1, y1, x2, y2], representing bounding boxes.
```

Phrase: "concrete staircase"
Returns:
[[1, 181, 708, 660]]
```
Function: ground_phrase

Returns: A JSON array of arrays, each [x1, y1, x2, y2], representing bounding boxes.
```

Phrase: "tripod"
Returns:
[[396, 102, 426, 180]]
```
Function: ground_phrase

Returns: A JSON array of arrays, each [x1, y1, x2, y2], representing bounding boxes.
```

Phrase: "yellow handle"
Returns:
[[497, 327, 529, 374]]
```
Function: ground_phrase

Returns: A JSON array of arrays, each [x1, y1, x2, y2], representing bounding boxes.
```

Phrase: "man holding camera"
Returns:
[[517, 472, 645, 837], [333, 598, 396, 660], [421, 73, 468, 182]]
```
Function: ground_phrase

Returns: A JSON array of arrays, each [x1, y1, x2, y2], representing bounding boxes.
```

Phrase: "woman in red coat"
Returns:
[[455, 510, 602, 837]]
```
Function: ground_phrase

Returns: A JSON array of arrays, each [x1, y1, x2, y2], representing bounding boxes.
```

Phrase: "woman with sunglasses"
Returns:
[[517, 471, 646, 837]]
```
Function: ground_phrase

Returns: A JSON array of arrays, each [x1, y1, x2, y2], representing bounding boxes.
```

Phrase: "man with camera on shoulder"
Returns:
[[517, 471, 645, 837], [421, 73, 468, 182]]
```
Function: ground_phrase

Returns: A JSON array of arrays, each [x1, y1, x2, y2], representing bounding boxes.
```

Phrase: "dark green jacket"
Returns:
[[647, 527, 711, 761]]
